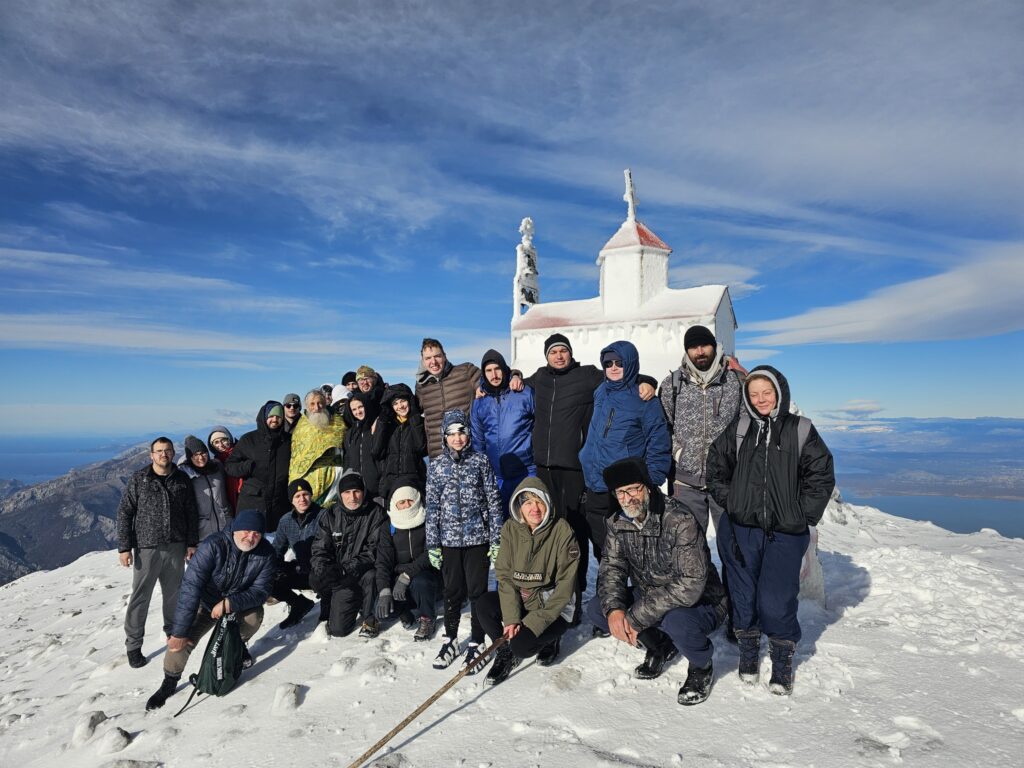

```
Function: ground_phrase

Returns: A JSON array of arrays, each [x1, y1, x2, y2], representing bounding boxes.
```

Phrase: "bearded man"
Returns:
[[288, 389, 347, 507]]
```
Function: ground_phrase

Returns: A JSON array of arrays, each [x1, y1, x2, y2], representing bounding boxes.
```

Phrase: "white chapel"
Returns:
[[510, 171, 738, 379]]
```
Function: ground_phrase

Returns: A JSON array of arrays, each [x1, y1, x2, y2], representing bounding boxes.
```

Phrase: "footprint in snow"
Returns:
[[361, 657, 397, 684], [543, 666, 582, 693], [329, 657, 358, 676]]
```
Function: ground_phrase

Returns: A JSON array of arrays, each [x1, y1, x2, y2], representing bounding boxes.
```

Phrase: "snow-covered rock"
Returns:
[[1, 496, 1022, 767]]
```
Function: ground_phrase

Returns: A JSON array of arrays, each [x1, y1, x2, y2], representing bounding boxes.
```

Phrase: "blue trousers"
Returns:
[[399, 568, 443, 619], [586, 593, 720, 668], [717, 516, 808, 643]]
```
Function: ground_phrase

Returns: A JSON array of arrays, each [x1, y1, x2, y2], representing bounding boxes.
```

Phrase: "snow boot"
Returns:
[[634, 628, 679, 680], [317, 597, 330, 623], [536, 636, 561, 667], [433, 636, 461, 669], [591, 626, 610, 639], [414, 616, 436, 642], [127, 648, 148, 669], [768, 638, 796, 695], [677, 662, 714, 706], [484, 644, 522, 687], [145, 674, 180, 711], [279, 595, 315, 630], [358, 617, 380, 639], [241, 643, 254, 670], [736, 630, 761, 684], [400, 609, 417, 630]]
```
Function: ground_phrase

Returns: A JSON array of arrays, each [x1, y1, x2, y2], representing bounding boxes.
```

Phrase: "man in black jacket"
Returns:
[[520, 334, 657, 620], [588, 457, 727, 706], [144, 509, 276, 710], [116, 436, 199, 669], [272, 479, 326, 630], [226, 401, 292, 533], [309, 471, 387, 638]]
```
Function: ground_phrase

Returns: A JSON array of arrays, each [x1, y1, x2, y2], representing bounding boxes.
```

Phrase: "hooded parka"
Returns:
[[226, 401, 293, 533]]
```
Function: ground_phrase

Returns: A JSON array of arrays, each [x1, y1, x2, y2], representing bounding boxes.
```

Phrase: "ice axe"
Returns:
[[346, 636, 506, 768]]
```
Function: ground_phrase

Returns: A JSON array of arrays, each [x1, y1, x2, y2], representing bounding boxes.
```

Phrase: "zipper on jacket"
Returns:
[[603, 407, 615, 438], [546, 377, 556, 466]]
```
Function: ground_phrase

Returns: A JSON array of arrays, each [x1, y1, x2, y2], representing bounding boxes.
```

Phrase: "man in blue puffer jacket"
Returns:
[[578, 340, 671, 562], [471, 348, 536, 514], [144, 509, 276, 710]]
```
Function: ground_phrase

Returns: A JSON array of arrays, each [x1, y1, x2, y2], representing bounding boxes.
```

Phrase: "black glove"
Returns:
[[392, 572, 411, 602], [375, 589, 393, 620]]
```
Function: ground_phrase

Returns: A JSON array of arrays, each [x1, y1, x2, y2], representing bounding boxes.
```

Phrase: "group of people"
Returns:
[[114, 329, 834, 712]]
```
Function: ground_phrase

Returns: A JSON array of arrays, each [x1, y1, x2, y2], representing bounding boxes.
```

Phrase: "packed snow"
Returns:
[[1, 496, 1022, 767]]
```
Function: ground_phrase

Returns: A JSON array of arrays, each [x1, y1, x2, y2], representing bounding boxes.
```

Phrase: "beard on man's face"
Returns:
[[689, 349, 714, 371], [308, 410, 331, 429]]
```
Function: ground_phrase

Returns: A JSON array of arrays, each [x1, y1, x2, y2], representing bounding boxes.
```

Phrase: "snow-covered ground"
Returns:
[[1, 496, 1022, 768]]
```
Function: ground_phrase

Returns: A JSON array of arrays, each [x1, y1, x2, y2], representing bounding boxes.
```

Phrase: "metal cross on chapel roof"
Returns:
[[623, 168, 637, 221]]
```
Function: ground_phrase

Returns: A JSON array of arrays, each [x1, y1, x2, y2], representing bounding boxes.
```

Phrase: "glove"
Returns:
[[393, 572, 411, 602], [375, 589, 393, 620], [488, 544, 500, 565], [428, 548, 442, 570]]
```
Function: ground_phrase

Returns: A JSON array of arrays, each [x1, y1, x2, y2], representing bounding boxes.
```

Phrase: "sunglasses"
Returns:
[[602, 359, 623, 369], [284, 403, 300, 408]]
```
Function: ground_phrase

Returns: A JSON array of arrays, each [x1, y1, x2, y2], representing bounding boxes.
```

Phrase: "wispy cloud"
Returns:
[[746, 244, 1024, 345], [670, 262, 760, 299], [822, 400, 886, 420]]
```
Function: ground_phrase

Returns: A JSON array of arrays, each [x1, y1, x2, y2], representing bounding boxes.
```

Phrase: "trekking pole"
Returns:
[[345, 636, 506, 768]]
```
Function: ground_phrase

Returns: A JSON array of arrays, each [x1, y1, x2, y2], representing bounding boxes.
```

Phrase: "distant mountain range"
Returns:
[[0, 444, 149, 585]]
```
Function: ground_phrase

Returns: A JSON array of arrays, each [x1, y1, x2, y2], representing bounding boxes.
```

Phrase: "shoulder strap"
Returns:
[[735, 410, 751, 458], [795, 415, 811, 456], [669, 368, 683, 429]]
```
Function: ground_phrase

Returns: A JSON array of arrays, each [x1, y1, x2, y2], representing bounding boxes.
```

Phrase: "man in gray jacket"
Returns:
[[658, 325, 745, 534], [587, 457, 727, 705], [116, 437, 199, 669]]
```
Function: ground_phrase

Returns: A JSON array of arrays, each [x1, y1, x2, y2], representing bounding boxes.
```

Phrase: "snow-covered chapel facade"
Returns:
[[510, 171, 738, 380]]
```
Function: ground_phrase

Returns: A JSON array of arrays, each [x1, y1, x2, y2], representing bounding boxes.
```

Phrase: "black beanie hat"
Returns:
[[184, 435, 207, 459], [338, 471, 365, 494], [602, 457, 652, 492], [342, 371, 357, 386], [233, 509, 266, 535], [544, 333, 572, 357], [684, 325, 716, 350], [288, 478, 313, 499]]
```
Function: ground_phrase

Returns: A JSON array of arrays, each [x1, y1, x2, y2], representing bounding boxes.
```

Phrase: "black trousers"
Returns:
[[583, 489, 613, 562], [396, 568, 443, 619], [441, 544, 489, 643], [537, 466, 588, 619], [474, 590, 569, 658], [271, 562, 314, 607], [326, 569, 377, 637]]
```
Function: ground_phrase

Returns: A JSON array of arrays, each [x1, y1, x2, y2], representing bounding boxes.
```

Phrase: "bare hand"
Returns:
[[638, 382, 656, 401], [210, 599, 230, 619], [166, 636, 192, 653], [118, 551, 132, 568], [185, 547, 197, 562], [475, 386, 487, 399], [509, 375, 524, 393], [624, 619, 639, 647], [502, 623, 520, 641], [606, 609, 632, 645]]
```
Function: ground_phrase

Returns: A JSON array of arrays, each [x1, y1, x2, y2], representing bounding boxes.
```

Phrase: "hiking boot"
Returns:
[[464, 642, 486, 674], [279, 596, 315, 630], [634, 628, 678, 680], [737, 630, 761, 684], [768, 638, 796, 696], [433, 636, 461, 669], [484, 644, 521, 687], [317, 601, 330, 623], [536, 636, 561, 667], [145, 674, 179, 711], [414, 616, 436, 642], [241, 644, 254, 670], [400, 609, 417, 630], [358, 618, 380, 639], [591, 626, 611, 639], [678, 662, 714, 706], [127, 648, 148, 669]]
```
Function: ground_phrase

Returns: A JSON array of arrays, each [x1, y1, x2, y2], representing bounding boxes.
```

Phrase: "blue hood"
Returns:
[[441, 408, 473, 460], [600, 340, 640, 392]]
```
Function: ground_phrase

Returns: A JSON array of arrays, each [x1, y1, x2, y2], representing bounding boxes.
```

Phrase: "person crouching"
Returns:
[[587, 457, 728, 706], [473, 477, 578, 686], [373, 486, 443, 641], [145, 510, 275, 710]]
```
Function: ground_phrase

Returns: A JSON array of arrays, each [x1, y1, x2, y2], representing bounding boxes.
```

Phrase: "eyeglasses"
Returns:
[[284, 403, 300, 409], [603, 359, 623, 369], [613, 484, 646, 500]]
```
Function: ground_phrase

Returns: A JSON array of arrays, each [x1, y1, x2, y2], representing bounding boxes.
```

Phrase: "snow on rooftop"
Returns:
[[2, 496, 1022, 767], [512, 284, 729, 331], [600, 218, 671, 252]]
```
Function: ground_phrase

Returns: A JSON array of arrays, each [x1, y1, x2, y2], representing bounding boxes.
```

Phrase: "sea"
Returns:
[[0, 435, 144, 486]]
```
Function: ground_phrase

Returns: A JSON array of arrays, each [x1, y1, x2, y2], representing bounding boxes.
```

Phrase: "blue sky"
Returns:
[[0, 1, 1022, 437]]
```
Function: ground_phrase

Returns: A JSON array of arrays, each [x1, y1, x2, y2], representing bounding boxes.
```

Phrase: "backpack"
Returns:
[[173, 614, 244, 716], [735, 410, 812, 458]]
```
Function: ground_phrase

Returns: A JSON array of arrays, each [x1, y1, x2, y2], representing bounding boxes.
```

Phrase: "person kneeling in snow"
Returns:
[[473, 477, 578, 686], [145, 510, 276, 710], [373, 486, 443, 641], [587, 458, 728, 706]]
